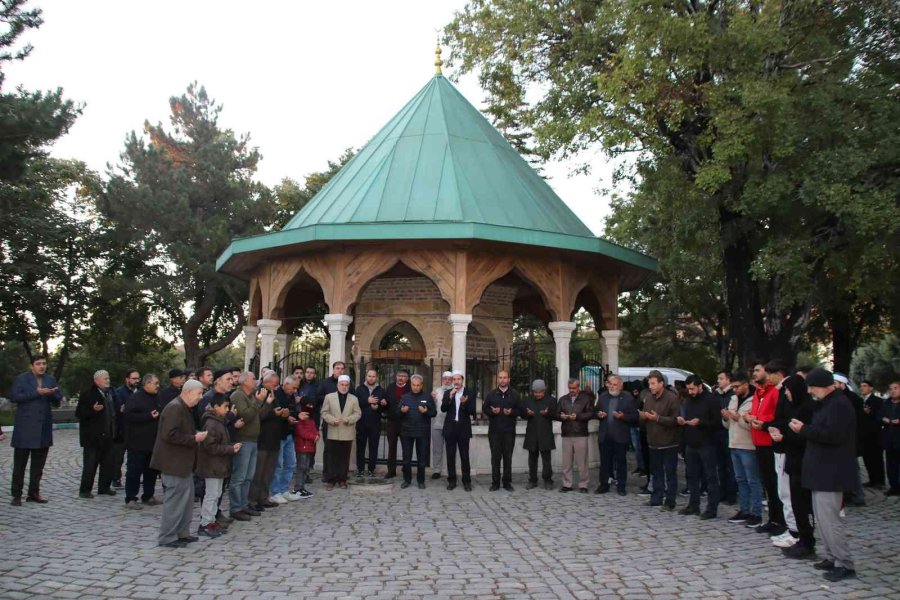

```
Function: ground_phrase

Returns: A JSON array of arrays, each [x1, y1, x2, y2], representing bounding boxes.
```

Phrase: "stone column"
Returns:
[[257, 319, 282, 374], [601, 329, 623, 375], [448, 314, 473, 374], [323, 313, 353, 368], [549, 321, 576, 400], [242, 325, 260, 372], [275, 333, 294, 361]]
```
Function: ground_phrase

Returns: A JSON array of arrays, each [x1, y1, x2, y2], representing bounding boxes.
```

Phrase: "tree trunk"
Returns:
[[828, 307, 855, 374]]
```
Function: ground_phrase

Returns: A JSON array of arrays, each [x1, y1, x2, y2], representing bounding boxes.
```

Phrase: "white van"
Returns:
[[579, 365, 704, 392]]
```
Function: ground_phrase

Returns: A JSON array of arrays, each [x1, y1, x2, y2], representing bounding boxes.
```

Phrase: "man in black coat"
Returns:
[[355, 369, 385, 478], [595, 375, 639, 496], [384, 369, 411, 479], [441, 371, 477, 491], [834, 372, 867, 506], [522, 379, 556, 490], [123, 373, 164, 508], [112, 369, 140, 488], [75, 370, 118, 498], [678, 375, 721, 518], [483, 370, 521, 492], [882, 381, 900, 496], [397, 374, 437, 489], [158, 368, 186, 406], [791, 368, 857, 582], [859, 379, 885, 488]]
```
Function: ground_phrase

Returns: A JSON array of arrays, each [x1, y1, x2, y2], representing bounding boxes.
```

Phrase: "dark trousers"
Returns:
[[125, 449, 158, 503], [862, 440, 885, 486], [649, 446, 678, 507], [11, 447, 49, 498], [599, 438, 628, 492], [386, 421, 401, 475], [639, 428, 650, 475], [325, 439, 352, 483], [886, 448, 900, 490], [685, 444, 720, 513], [445, 434, 471, 484], [490, 431, 515, 486], [112, 441, 126, 483], [249, 448, 278, 505], [401, 435, 427, 484], [756, 445, 785, 525], [528, 449, 553, 483], [356, 424, 380, 474], [788, 467, 815, 547], [714, 429, 737, 501], [80, 442, 114, 494]]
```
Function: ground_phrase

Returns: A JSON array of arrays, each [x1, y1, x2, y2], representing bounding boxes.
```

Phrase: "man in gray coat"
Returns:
[[9, 355, 62, 506], [595, 375, 639, 496]]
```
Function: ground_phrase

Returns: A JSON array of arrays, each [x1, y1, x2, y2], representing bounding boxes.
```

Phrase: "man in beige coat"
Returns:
[[321, 375, 361, 489]]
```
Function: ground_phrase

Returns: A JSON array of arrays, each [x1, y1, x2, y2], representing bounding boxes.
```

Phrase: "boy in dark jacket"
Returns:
[[397, 374, 437, 489], [292, 403, 319, 498], [197, 397, 241, 538]]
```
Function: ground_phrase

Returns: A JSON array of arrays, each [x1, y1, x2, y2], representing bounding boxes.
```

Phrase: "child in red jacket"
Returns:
[[292, 403, 319, 498]]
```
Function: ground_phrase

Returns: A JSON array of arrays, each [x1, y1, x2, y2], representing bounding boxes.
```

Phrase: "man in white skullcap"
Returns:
[[320, 374, 361, 490], [430, 371, 454, 480], [440, 371, 476, 491]]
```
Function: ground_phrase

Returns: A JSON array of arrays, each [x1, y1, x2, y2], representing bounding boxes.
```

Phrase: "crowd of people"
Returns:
[[6, 354, 899, 583]]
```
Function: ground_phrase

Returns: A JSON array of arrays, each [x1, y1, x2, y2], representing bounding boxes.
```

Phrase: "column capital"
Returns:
[[448, 313, 473, 333], [548, 320, 577, 339], [601, 329, 623, 342], [323, 313, 353, 332], [243, 324, 260, 336], [257, 319, 282, 335]]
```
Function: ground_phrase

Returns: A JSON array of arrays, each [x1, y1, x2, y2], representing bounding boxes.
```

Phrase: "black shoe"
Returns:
[[813, 559, 835, 571], [727, 511, 748, 524], [544, 481, 553, 490], [159, 539, 187, 548], [231, 511, 251, 522], [178, 536, 200, 543], [755, 521, 782, 534], [638, 488, 651, 496], [885, 488, 900, 496], [78, 492, 94, 499], [579, 488, 588, 494], [699, 511, 717, 520], [526, 481, 538, 490], [447, 482, 457, 491], [678, 506, 699, 516], [744, 515, 762, 527], [431, 473, 441, 480], [97, 489, 117, 496], [489, 484, 500, 492], [594, 486, 609, 494], [418, 482, 426, 489], [400, 481, 412, 489], [782, 543, 815, 559], [10, 496, 22, 506], [503, 483, 514, 492], [112, 480, 123, 489], [560, 486, 573, 493], [617, 490, 627, 497], [463, 483, 472, 492], [645, 501, 661, 507], [248, 504, 264, 512], [662, 504, 675, 511], [823, 567, 856, 582], [244, 507, 261, 516]]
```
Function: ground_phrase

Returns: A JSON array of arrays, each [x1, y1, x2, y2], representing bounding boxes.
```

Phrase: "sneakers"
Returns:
[[299, 489, 314, 499], [744, 515, 762, 527], [198, 523, 222, 538], [141, 496, 162, 506], [813, 559, 835, 571], [727, 511, 748, 524], [755, 521, 785, 535], [124, 500, 143, 510], [782, 543, 815, 559], [269, 494, 288, 505], [283, 491, 303, 501], [823, 567, 856, 582], [772, 531, 799, 548]]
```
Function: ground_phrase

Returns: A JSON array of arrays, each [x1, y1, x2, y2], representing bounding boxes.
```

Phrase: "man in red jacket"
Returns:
[[746, 361, 786, 535]]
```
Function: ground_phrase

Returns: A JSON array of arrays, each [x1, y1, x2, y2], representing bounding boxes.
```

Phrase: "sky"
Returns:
[[5, 0, 621, 234]]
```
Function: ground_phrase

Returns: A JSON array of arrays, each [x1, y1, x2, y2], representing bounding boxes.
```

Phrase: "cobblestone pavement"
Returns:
[[1, 430, 898, 599]]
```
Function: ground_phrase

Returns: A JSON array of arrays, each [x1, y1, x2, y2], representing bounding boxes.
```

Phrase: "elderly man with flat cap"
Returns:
[[158, 368, 186, 406], [789, 368, 858, 582]]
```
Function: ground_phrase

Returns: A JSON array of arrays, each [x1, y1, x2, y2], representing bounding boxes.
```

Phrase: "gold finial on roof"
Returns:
[[434, 39, 443, 76]]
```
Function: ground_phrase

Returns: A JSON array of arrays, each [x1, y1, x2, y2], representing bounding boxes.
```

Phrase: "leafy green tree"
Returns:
[[850, 334, 900, 391], [446, 0, 899, 369], [270, 148, 355, 228], [101, 83, 276, 367]]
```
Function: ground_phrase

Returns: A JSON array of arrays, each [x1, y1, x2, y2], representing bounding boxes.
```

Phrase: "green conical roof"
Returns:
[[283, 75, 594, 236], [216, 75, 656, 278]]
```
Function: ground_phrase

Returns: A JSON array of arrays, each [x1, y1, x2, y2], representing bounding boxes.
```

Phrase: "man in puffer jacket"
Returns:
[[397, 374, 437, 489]]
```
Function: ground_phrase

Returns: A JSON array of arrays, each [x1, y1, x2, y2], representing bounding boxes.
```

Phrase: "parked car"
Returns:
[[580, 366, 708, 392]]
